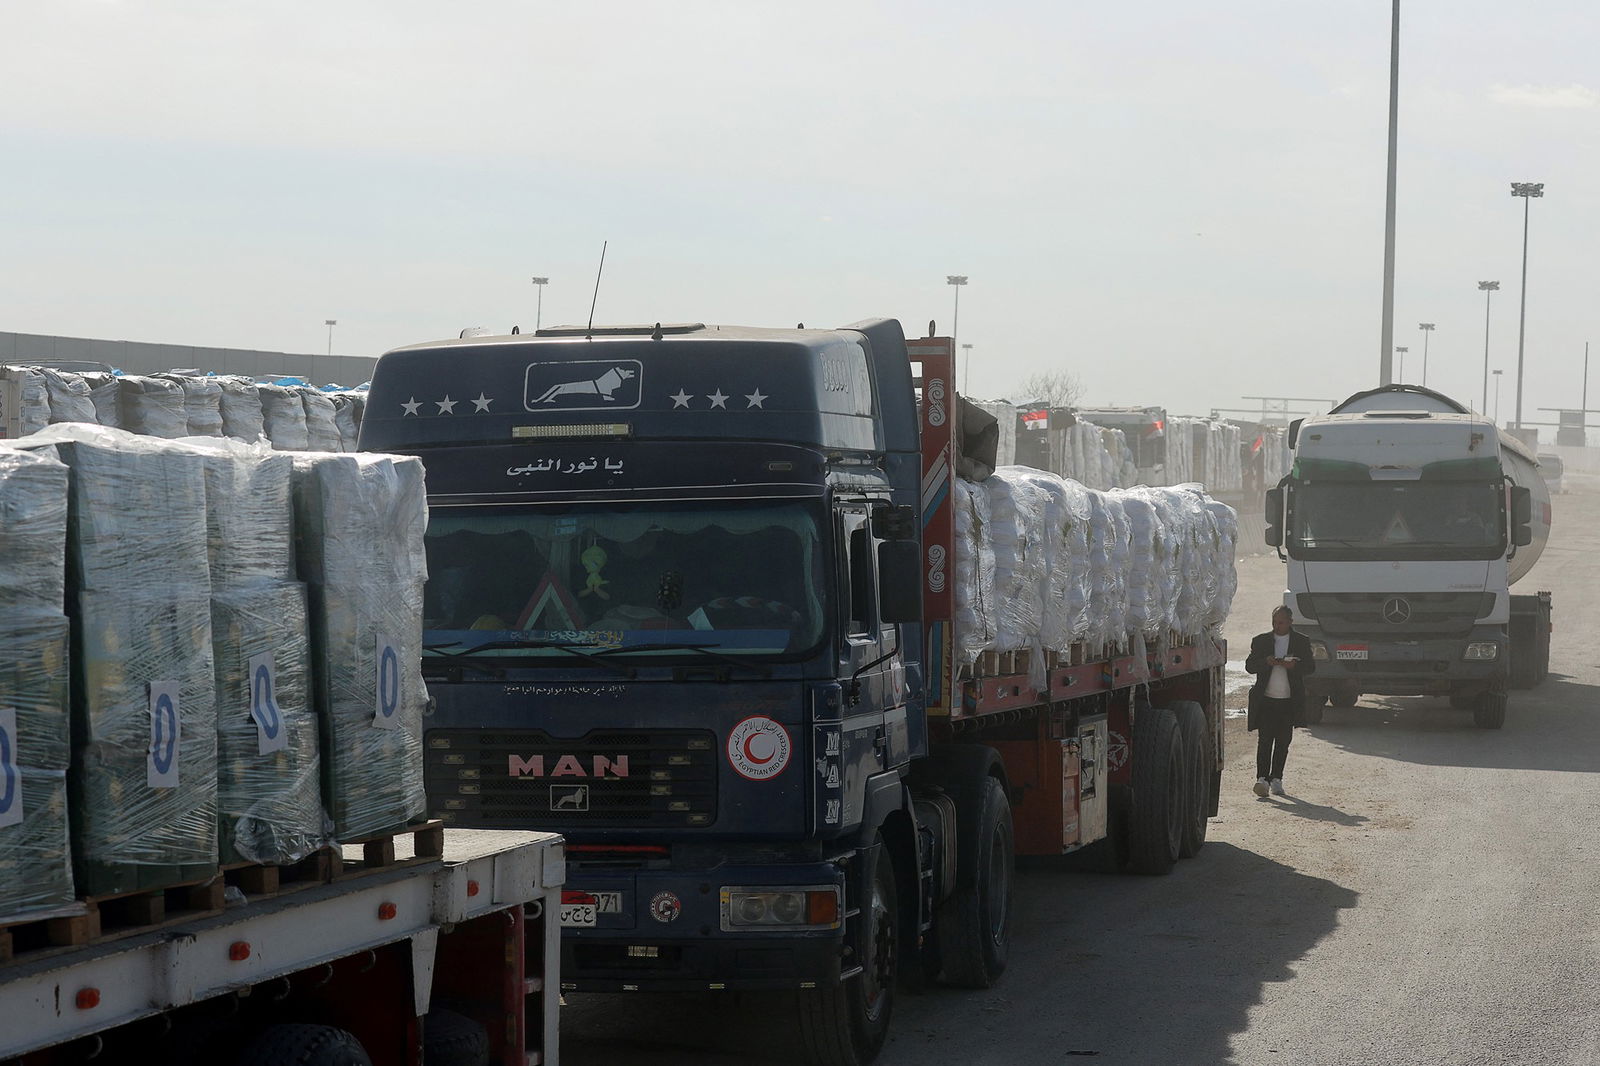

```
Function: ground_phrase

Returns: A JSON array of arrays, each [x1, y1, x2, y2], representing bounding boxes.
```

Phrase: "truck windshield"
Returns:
[[422, 500, 826, 659], [1289, 481, 1504, 560]]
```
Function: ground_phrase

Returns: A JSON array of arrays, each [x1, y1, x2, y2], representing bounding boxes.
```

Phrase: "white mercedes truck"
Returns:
[[1266, 385, 1552, 728]]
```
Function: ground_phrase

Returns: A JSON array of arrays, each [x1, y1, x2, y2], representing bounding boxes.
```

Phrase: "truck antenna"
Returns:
[[586, 240, 608, 339]]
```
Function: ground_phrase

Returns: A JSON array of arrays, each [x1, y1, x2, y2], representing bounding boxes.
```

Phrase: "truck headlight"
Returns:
[[1463, 642, 1499, 661], [720, 886, 841, 931], [1312, 643, 1330, 661]]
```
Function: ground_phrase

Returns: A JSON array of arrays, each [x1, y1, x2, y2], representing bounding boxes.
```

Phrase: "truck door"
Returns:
[[837, 507, 910, 818]]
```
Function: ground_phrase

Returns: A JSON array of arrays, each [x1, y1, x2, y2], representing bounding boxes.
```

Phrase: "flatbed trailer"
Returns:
[[1, 829, 564, 1066]]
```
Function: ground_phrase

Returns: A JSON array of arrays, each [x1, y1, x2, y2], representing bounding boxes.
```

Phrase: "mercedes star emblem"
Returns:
[[1381, 597, 1412, 624]]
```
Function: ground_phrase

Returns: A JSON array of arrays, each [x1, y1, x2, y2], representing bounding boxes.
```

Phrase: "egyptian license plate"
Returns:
[[1335, 645, 1369, 661], [560, 890, 624, 928]]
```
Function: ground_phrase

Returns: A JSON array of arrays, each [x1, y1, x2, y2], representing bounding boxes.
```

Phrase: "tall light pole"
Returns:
[[531, 276, 549, 330], [324, 319, 337, 357], [1379, 0, 1401, 385], [1510, 181, 1544, 431], [961, 343, 973, 394], [1395, 346, 1408, 383], [946, 275, 968, 345], [1492, 369, 1504, 424], [1418, 323, 1434, 387], [1478, 281, 1499, 413]]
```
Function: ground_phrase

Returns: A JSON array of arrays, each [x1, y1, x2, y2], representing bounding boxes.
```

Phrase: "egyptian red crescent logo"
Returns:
[[727, 716, 791, 780]]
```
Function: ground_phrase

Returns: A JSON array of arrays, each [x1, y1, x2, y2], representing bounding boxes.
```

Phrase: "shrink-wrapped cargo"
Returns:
[[1117, 489, 1171, 639], [332, 392, 366, 451], [158, 374, 225, 437], [78, 371, 121, 428], [212, 582, 328, 865], [38, 368, 97, 425], [218, 377, 266, 442], [117, 374, 189, 438], [190, 438, 295, 585], [260, 384, 310, 450], [292, 452, 428, 839], [302, 388, 342, 452], [0, 611, 75, 918], [952, 476, 995, 667], [1203, 496, 1239, 628], [984, 470, 1046, 664], [2, 366, 51, 436], [0, 447, 69, 613]]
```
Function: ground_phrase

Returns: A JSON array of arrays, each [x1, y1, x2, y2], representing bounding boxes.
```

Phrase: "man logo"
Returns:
[[1382, 597, 1412, 624], [524, 359, 643, 412], [550, 785, 590, 813]]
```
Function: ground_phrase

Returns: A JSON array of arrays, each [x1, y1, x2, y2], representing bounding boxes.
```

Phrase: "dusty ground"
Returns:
[[564, 483, 1600, 1065]]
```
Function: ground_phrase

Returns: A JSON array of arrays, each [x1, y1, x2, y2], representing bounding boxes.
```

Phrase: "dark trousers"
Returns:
[[1255, 696, 1295, 780]]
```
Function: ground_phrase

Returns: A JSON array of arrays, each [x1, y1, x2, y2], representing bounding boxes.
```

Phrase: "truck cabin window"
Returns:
[[422, 501, 826, 658], [1289, 481, 1504, 560]]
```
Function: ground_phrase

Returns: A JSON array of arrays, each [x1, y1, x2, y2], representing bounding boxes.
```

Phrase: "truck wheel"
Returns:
[[235, 1024, 373, 1066], [1127, 706, 1183, 875], [794, 844, 896, 1066], [1171, 701, 1211, 858], [1473, 689, 1507, 729], [936, 774, 1013, 988], [1328, 690, 1357, 709], [424, 1009, 490, 1066]]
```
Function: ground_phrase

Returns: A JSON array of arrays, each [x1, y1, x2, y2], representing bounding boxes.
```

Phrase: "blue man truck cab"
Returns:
[[362, 320, 1228, 1066]]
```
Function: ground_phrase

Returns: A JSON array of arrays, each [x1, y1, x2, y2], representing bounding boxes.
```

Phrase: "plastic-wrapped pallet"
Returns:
[[1162, 487, 1210, 636], [78, 371, 122, 428], [38, 368, 98, 425], [1057, 478, 1095, 645], [952, 477, 995, 668], [218, 377, 266, 442], [191, 438, 295, 585], [1084, 490, 1121, 651], [14, 425, 218, 895], [332, 392, 366, 451], [157, 374, 225, 438], [260, 384, 310, 450], [1202, 496, 1239, 629], [302, 388, 342, 452], [291, 452, 428, 840], [984, 469, 1048, 689], [0, 448, 74, 918], [2, 366, 51, 436], [117, 374, 189, 438], [970, 401, 1017, 468], [1115, 489, 1171, 639]]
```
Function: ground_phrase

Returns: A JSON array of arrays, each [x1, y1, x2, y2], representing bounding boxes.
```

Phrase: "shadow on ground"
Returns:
[[561, 843, 1357, 1065], [1303, 676, 1600, 774]]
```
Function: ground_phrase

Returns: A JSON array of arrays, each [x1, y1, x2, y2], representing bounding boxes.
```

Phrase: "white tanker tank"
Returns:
[[1270, 385, 1553, 727]]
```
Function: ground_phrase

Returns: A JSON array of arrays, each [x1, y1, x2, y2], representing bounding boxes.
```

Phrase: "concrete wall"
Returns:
[[0, 331, 377, 387]]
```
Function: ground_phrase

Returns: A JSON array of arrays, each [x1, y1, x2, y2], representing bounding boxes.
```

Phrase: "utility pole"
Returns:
[[324, 319, 337, 357], [946, 276, 968, 346], [531, 277, 549, 330], [1418, 323, 1434, 386], [1478, 281, 1499, 413], [1379, 0, 1400, 385]]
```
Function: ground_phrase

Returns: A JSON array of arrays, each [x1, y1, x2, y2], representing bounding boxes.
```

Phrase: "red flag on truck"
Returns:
[[1022, 409, 1049, 431]]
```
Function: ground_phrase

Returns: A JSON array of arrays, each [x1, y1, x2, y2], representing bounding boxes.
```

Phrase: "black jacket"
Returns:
[[1245, 628, 1316, 730]]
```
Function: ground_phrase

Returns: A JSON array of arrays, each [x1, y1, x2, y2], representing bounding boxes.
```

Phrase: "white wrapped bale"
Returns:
[[39, 368, 98, 425], [291, 452, 428, 840], [260, 384, 309, 450], [984, 470, 1047, 661], [952, 477, 996, 667], [1116, 489, 1170, 639], [219, 377, 266, 442], [157, 374, 225, 437], [1085, 490, 1130, 651], [117, 374, 189, 438], [2, 366, 51, 436], [1203, 496, 1240, 629], [971, 401, 1017, 468], [78, 371, 122, 428], [332, 392, 366, 451], [302, 387, 342, 452]]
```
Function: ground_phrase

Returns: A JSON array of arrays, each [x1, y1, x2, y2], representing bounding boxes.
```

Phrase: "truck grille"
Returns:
[[425, 729, 718, 829], [1302, 592, 1492, 637]]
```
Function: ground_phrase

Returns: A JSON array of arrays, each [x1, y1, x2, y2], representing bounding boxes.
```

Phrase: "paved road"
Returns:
[[564, 482, 1600, 1065]]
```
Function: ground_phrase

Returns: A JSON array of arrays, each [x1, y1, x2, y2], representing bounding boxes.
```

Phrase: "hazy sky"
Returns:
[[3, 1, 1596, 426]]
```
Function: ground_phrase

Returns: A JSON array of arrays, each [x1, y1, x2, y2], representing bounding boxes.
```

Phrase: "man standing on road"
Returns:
[[1246, 605, 1316, 797]]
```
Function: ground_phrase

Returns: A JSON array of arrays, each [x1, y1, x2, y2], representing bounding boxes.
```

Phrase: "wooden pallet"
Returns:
[[0, 876, 227, 968], [0, 902, 89, 965], [334, 820, 445, 878], [222, 849, 336, 900]]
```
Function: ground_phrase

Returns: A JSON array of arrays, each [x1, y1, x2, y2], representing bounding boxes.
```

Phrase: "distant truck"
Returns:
[[1071, 405, 1167, 482], [1267, 385, 1552, 727]]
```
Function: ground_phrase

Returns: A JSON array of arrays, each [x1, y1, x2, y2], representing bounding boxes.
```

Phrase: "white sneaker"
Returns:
[[1253, 777, 1270, 797], [1270, 778, 1286, 796]]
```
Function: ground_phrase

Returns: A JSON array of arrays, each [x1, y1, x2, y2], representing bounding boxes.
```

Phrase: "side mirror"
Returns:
[[871, 503, 917, 542], [1264, 487, 1284, 548], [1287, 418, 1303, 450], [877, 541, 922, 624], [1511, 486, 1533, 547]]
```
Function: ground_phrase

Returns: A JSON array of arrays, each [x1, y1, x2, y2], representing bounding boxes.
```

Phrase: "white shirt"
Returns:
[[1265, 632, 1292, 698]]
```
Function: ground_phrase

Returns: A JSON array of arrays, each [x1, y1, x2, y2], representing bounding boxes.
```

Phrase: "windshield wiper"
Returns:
[[591, 642, 773, 677], [425, 640, 636, 678]]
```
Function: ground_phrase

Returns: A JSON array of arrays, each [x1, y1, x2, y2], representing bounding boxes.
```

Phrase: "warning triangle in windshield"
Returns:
[[1382, 513, 1416, 543]]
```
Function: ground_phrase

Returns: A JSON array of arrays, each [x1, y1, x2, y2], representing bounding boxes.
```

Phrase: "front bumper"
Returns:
[[558, 860, 847, 992], [1304, 627, 1507, 696]]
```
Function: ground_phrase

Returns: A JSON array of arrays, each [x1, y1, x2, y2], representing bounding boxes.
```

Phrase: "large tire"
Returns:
[[1328, 689, 1357, 709], [935, 774, 1013, 988], [1474, 688, 1507, 729], [1171, 701, 1211, 859], [1127, 706, 1183, 875], [424, 1009, 490, 1066], [794, 844, 897, 1066], [234, 1024, 373, 1066]]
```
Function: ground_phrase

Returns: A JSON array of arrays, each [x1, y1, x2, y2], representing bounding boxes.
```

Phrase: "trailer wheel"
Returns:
[[794, 843, 896, 1066], [424, 1009, 490, 1066], [1171, 701, 1211, 859], [1473, 688, 1507, 729], [936, 774, 1013, 989], [234, 1024, 373, 1066], [1127, 706, 1182, 875]]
